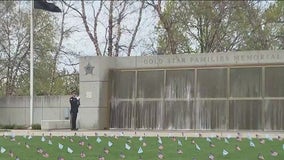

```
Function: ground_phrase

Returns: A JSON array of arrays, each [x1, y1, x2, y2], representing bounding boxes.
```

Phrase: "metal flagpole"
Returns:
[[29, 0, 61, 129], [29, 0, 34, 129]]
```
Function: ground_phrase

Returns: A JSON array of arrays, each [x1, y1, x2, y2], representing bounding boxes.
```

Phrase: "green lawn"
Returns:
[[0, 133, 283, 160]]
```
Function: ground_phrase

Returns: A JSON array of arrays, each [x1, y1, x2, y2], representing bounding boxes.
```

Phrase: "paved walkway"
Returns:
[[3, 129, 284, 139]]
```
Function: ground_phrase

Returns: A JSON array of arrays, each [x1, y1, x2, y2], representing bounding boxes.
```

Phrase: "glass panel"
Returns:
[[265, 67, 284, 97], [230, 68, 262, 97], [165, 70, 194, 99], [135, 101, 162, 129], [110, 71, 135, 99], [229, 100, 262, 130], [137, 71, 164, 98], [264, 100, 284, 130], [195, 100, 227, 129], [163, 101, 194, 129], [110, 101, 134, 128], [197, 68, 227, 98]]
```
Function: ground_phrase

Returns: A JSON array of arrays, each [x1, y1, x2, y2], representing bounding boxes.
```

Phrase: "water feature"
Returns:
[[109, 66, 284, 130]]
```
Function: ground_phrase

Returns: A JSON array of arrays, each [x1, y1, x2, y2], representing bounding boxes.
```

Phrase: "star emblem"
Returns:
[[84, 63, 94, 75]]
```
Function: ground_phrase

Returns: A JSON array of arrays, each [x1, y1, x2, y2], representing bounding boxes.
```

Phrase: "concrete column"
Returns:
[[79, 56, 115, 129]]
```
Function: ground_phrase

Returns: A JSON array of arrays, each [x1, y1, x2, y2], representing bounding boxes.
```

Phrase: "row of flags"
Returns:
[[1, 131, 283, 159]]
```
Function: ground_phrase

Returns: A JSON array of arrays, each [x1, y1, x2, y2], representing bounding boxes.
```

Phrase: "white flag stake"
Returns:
[[0, 147, 6, 153], [178, 139, 182, 146], [67, 147, 73, 153], [41, 136, 46, 142], [125, 143, 131, 150], [138, 147, 143, 154], [195, 144, 200, 151], [223, 149, 229, 156], [58, 143, 63, 150], [96, 137, 102, 143], [249, 141, 255, 147], [108, 141, 113, 147]]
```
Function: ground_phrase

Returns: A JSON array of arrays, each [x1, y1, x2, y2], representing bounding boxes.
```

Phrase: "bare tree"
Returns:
[[64, 0, 147, 57], [127, 0, 145, 56], [114, 1, 127, 57], [107, 0, 114, 56], [63, 0, 103, 56]]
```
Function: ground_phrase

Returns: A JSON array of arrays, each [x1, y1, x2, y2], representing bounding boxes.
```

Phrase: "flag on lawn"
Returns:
[[265, 134, 273, 141], [48, 140, 52, 145], [125, 143, 131, 150], [158, 137, 162, 144], [25, 142, 30, 149], [206, 137, 211, 142], [0, 147, 6, 153], [58, 143, 63, 150], [41, 136, 46, 142], [34, 0, 61, 12], [96, 137, 102, 143], [178, 139, 182, 146], [138, 147, 143, 154], [195, 144, 201, 151], [222, 149, 229, 156], [10, 132, 15, 138], [208, 153, 214, 159], [108, 141, 113, 147], [120, 152, 126, 159], [224, 138, 229, 144], [249, 141, 255, 147], [67, 147, 73, 153]]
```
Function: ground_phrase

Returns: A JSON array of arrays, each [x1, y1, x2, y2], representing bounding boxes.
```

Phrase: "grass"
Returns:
[[0, 133, 283, 160]]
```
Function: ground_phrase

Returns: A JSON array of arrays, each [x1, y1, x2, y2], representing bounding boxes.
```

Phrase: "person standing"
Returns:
[[69, 91, 80, 130]]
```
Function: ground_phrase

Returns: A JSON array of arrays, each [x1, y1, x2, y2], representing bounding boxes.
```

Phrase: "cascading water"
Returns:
[[109, 67, 284, 130]]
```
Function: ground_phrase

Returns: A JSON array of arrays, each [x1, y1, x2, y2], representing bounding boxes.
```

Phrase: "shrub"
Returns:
[[2, 124, 16, 129], [32, 124, 41, 130], [14, 125, 27, 129], [0, 124, 27, 129]]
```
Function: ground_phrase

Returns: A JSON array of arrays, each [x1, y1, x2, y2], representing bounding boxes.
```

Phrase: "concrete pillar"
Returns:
[[79, 56, 115, 129]]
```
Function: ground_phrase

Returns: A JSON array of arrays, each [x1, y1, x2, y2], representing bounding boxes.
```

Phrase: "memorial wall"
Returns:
[[80, 50, 284, 130]]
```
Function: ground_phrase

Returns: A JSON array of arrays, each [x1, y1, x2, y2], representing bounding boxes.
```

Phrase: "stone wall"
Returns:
[[0, 96, 70, 126], [80, 50, 284, 130]]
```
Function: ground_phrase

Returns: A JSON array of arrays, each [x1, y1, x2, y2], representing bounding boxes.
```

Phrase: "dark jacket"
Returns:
[[70, 96, 80, 113]]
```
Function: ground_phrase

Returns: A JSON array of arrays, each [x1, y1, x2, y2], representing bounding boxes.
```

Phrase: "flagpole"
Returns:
[[29, 0, 34, 129]]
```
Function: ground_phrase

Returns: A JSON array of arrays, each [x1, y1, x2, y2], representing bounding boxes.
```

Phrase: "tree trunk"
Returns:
[[107, 0, 114, 56]]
